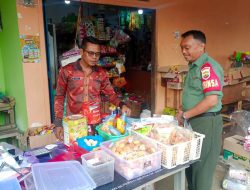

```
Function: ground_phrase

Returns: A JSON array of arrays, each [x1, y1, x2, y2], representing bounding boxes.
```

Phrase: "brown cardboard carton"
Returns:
[[28, 126, 57, 148], [101, 101, 111, 114], [167, 82, 183, 90], [223, 135, 250, 169], [158, 65, 189, 74], [126, 100, 141, 118], [158, 65, 188, 89], [224, 67, 250, 86], [245, 85, 250, 100], [222, 83, 246, 105]]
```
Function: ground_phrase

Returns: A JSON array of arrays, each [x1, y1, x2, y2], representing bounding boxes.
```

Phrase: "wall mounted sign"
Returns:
[[20, 35, 40, 63]]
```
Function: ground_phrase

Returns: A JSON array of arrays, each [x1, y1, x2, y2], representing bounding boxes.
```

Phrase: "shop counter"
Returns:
[[20, 143, 196, 190]]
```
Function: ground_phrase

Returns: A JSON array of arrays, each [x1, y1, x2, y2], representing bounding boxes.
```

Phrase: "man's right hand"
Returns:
[[55, 127, 64, 142], [176, 109, 184, 126]]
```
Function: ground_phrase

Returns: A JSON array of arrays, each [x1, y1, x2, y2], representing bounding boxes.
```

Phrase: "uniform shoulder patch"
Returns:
[[200, 62, 221, 93], [201, 66, 210, 80]]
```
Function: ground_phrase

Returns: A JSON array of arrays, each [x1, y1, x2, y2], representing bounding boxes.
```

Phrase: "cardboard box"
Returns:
[[222, 83, 246, 105], [223, 135, 250, 169], [224, 67, 250, 86], [28, 126, 57, 149], [101, 101, 111, 114], [126, 100, 141, 118], [101, 100, 142, 118], [158, 65, 189, 74], [158, 65, 188, 89], [245, 85, 250, 100], [167, 82, 183, 90]]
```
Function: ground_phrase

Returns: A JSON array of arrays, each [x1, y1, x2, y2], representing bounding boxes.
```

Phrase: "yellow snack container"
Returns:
[[63, 114, 88, 145]]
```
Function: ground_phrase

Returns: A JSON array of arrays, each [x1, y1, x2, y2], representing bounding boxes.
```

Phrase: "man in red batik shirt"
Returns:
[[54, 36, 131, 141]]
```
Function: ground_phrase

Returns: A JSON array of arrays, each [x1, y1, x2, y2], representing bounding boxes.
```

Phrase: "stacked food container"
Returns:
[[101, 132, 162, 180], [25, 161, 96, 190], [81, 150, 115, 187]]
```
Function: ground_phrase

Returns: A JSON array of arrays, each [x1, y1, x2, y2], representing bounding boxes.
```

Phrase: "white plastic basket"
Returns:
[[131, 130, 205, 169]]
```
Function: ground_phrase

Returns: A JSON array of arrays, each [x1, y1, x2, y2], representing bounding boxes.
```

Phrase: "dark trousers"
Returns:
[[186, 115, 222, 190], [88, 123, 99, 135]]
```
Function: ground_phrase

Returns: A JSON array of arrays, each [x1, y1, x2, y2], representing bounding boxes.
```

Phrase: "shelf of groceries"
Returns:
[[0, 113, 205, 190]]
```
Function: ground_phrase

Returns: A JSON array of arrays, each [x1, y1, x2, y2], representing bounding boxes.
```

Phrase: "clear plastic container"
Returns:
[[31, 161, 96, 190], [0, 177, 22, 190], [101, 134, 162, 180], [81, 150, 114, 187], [0, 142, 23, 156]]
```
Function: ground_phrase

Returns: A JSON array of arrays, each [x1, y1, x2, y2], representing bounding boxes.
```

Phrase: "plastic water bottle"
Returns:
[[222, 179, 247, 190]]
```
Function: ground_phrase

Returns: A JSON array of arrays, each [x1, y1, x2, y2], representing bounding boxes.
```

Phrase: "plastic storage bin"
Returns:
[[81, 150, 114, 187], [0, 142, 23, 156], [101, 133, 162, 180], [31, 161, 96, 190], [0, 177, 22, 190], [96, 124, 129, 140]]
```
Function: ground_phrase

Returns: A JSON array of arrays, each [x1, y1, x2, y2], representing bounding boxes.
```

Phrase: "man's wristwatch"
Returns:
[[182, 112, 187, 120]]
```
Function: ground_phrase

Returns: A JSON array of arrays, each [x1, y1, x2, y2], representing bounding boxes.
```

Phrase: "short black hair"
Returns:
[[181, 30, 206, 44], [81, 36, 100, 49]]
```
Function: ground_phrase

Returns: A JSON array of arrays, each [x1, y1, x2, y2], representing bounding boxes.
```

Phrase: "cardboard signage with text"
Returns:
[[223, 135, 250, 169]]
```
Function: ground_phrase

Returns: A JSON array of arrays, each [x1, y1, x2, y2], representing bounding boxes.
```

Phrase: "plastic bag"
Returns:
[[230, 110, 250, 136], [228, 166, 248, 184], [140, 109, 151, 118], [222, 178, 247, 190], [184, 119, 193, 131], [222, 165, 249, 190], [169, 127, 194, 145]]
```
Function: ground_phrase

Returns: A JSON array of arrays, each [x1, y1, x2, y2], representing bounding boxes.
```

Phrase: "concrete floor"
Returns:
[[154, 159, 227, 190], [152, 125, 244, 190]]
